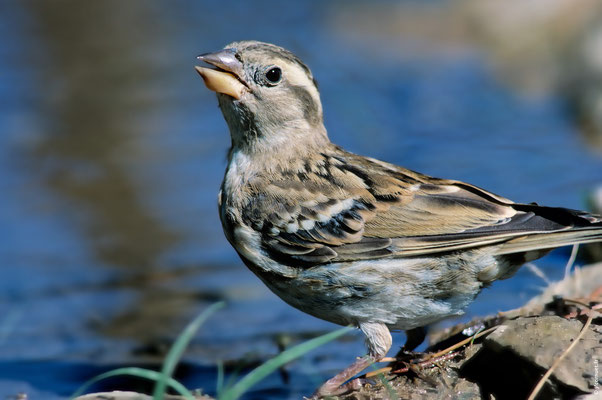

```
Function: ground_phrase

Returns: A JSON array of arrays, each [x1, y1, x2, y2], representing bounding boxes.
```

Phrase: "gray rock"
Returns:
[[483, 316, 601, 394]]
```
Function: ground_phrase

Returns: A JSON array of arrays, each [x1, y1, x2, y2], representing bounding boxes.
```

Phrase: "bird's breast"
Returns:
[[219, 158, 300, 279]]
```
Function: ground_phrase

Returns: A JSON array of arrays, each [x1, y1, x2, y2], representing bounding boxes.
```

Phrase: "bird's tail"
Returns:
[[496, 227, 602, 255], [495, 204, 602, 256]]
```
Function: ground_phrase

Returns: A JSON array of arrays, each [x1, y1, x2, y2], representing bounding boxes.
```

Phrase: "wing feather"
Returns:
[[240, 148, 602, 266]]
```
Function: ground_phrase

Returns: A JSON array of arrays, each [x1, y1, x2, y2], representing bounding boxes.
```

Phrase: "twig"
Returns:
[[425, 325, 498, 360], [364, 352, 460, 378], [564, 244, 579, 279], [365, 367, 392, 379], [563, 298, 593, 309], [390, 352, 459, 374], [365, 324, 498, 379], [524, 262, 551, 285]]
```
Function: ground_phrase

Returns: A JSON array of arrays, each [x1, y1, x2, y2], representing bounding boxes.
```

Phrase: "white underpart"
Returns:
[[327, 255, 489, 329]]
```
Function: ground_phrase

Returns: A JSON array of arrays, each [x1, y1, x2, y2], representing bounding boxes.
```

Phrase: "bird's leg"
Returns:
[[402, 326, 427, 352], [393, 327, 427, 364], [314, 322, 392, 397]]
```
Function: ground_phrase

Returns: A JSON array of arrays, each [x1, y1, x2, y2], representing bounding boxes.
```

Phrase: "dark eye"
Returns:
[[265, 67, 282, 83]]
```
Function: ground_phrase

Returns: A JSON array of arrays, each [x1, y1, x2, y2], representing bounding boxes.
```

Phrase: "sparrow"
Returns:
[[194, 40, 602, 396]]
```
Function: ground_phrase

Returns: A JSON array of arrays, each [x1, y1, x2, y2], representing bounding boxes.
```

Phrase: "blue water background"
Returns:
[[0, 1, 600, 399]]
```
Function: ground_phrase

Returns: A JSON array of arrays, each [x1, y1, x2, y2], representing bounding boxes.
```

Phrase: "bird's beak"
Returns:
[[195, 49, 247, 100]]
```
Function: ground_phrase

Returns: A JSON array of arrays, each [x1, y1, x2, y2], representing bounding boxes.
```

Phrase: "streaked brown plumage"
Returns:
[[195, 40, 602, 397]]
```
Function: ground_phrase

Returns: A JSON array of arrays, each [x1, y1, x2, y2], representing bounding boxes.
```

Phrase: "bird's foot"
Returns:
[[310, 377, 369, 399], [394, 350, 423, 363], [312, 355, 374, 398]]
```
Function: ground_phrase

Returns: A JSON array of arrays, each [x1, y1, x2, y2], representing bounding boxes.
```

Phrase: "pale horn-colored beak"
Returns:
[[195, 49, 247, 100]]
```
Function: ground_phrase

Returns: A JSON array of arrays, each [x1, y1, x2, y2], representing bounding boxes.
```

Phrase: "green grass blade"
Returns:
[[376, 372, 396, 399], [69, 367, 195, 400], [153, 301, 226, 400], [219, 326, 353, 400], [220, 363, 243, 395], [216, 360, 225, 396]]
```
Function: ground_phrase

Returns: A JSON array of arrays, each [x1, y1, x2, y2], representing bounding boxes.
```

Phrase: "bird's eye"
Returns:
[[265, 67, 282, 83]]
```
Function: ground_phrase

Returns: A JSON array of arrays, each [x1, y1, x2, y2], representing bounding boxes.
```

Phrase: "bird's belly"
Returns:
[[228, 222, 505, 330], [248, 253, 494, 330]]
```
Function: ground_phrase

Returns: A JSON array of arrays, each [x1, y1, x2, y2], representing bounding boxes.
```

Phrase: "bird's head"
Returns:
[[195, 41, 328, 155]]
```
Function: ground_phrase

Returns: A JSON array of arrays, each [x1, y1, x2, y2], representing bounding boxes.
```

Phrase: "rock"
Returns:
[[75, 391, 212, 400], [481, 316, 600, 394], [356, 313, 601, 399]]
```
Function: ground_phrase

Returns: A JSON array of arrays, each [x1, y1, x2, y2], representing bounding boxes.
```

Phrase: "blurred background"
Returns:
[[1, 0, 601, 399]]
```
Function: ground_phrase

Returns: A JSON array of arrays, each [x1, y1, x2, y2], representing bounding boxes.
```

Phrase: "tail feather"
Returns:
[[495, 227, 602, 256], [491, 203, 602, 256]]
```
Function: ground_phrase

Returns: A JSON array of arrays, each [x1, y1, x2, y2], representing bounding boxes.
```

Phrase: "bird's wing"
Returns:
[[243, 149, 602, 265]]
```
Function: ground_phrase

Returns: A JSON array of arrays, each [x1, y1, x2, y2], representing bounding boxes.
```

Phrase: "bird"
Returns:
[[194, 40, 602, 397]]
